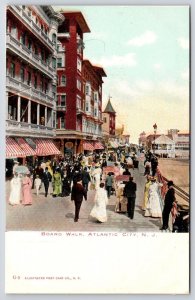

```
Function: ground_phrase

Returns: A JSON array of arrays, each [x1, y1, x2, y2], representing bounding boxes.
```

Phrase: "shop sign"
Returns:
[[65, 142, 74, 149]]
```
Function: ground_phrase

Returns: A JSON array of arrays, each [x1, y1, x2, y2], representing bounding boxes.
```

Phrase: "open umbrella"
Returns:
[[14, 165, 29, 174]]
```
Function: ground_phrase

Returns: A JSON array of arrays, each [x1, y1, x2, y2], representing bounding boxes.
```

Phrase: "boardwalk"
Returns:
[[6, 160, 162, 232]]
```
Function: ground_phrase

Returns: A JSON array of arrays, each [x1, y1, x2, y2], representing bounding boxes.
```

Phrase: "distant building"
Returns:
[[102, 97, 116, 137], [139, 129, 189, 158], [115, 125, 130, 145]]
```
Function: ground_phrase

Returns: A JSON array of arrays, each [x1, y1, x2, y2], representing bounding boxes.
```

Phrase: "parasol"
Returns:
[[14, 165, 29, 174]]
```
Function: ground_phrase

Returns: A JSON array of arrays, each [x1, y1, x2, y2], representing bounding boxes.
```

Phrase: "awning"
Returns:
[[93, 142, 104, 150], [83, 141, 94, 151], [15, 138, 36, 156], [34, 139, 61, 156], [6, 137, 26, 158]]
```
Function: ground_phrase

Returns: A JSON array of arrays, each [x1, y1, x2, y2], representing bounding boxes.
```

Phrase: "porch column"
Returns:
[[74, 140, 77, 155], [37, 103, 40, 125], [51, 110, 53, 128], [6, 92, 9, 119], [60, 139, 64, 156], [45, 106, 47, 126], [17, 95, 21, 122], [28, 100, 31, 123]]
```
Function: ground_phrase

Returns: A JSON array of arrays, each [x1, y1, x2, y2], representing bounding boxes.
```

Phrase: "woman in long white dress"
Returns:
[[93, 167, 102, 190], [90, 183, 108, 222], [9, 173, 22, 205], [144, 177, 163, 218]]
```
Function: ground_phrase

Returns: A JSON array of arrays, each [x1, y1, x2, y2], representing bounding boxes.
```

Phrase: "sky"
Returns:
[[54, 5, 189, 143]]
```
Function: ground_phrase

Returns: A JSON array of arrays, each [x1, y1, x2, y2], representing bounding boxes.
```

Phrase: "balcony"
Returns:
[[6, 119, 55, 137], [7, 33, 56, 79], [8, 6, 54, 52], [7, 75, 54, 106], [56, 105, 66, 111], [76, 107, 84, 115], [57, 32, 70, 39]]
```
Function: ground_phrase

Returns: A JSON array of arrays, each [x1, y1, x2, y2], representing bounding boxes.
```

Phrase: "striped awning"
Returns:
[[15, 138, 36, 156], [83, 141, 94, 151], [94, 142, 104, 150], [6, 137, 26, 158], [34, 139, 61, 156]]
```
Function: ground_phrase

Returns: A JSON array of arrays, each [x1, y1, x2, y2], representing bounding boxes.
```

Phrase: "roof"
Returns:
[[60, 11, 90, 33], [83, 60, 107, 79], [93, 65, 107, 77], [152, 134, 175, 145], [103, 99, 116, 114]]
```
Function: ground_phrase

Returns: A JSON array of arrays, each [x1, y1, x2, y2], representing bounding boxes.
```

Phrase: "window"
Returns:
[[77, 79, 81, 91], [21, 32, 26, 45], [60, 116, 65, 128], [61, 75, 66, 86], [52, 85, 56, 99], [10, 62, 15, 78], [34, 45, 38, 55], [27, 71, 31, 85], [11, 24, 17, 38], [34, 75, 37, 88], [27, 39, 32, 50], [52, 57, 56, 69], [20, 67, 25, 82], [94, 108, 97, 117], [61, 95, 66, 106], [94, 93, 98, 102], [52, 33, 57, 48], [57, 58, 62, 68], [103, 117, 107, 123], [41, 78, 44, 92], [77, 58, 81, 72], [44, 82, 48, 94], [85, 85, 89, 95], [41, 50, 45, 61], [53, 112, 56, 128], [86, 102, 89, 112], [77, 95, 81, 109]]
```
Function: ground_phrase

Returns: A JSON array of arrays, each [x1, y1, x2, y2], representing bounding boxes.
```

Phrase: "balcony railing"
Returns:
[[57, 32, 70, 39], [9, 6, 54, 51], [6, 75, 54, 105], [57, 105, 66, 111], [76, 107, 85, 115], [7, 33, 55, 79], [6, 119, 55, 137]]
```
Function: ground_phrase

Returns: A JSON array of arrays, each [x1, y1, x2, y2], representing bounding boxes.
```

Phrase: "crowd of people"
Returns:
[[8, 148, 183, 230]]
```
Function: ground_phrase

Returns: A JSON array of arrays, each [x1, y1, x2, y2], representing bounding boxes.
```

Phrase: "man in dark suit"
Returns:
[[82, 167, 91, 191], [42, 167, 52, 197], [161, 180, 176, 230], [71, 175, 87, 222], [124, 176, 137, 219]]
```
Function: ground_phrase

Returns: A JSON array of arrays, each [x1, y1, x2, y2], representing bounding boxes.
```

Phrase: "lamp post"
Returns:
[[153, 123, 157, 154]]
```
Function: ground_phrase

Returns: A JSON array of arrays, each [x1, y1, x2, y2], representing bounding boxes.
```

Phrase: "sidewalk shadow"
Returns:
[[149, 218, 161, 227], [106, 204, 115, 212], [65, 213, 74, 219]]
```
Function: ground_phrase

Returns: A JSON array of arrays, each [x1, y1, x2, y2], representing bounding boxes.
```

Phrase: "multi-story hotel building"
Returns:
[[55, 11, 106, 156], [6, 5, 64, 161]]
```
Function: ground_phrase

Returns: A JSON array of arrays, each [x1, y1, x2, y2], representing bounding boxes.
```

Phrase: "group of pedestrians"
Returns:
[[8, 148, 178, 231], [9, 173, 32, 206]]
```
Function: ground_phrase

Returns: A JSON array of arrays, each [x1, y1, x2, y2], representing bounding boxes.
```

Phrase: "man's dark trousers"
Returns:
[[127, 197, 136, 219]]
